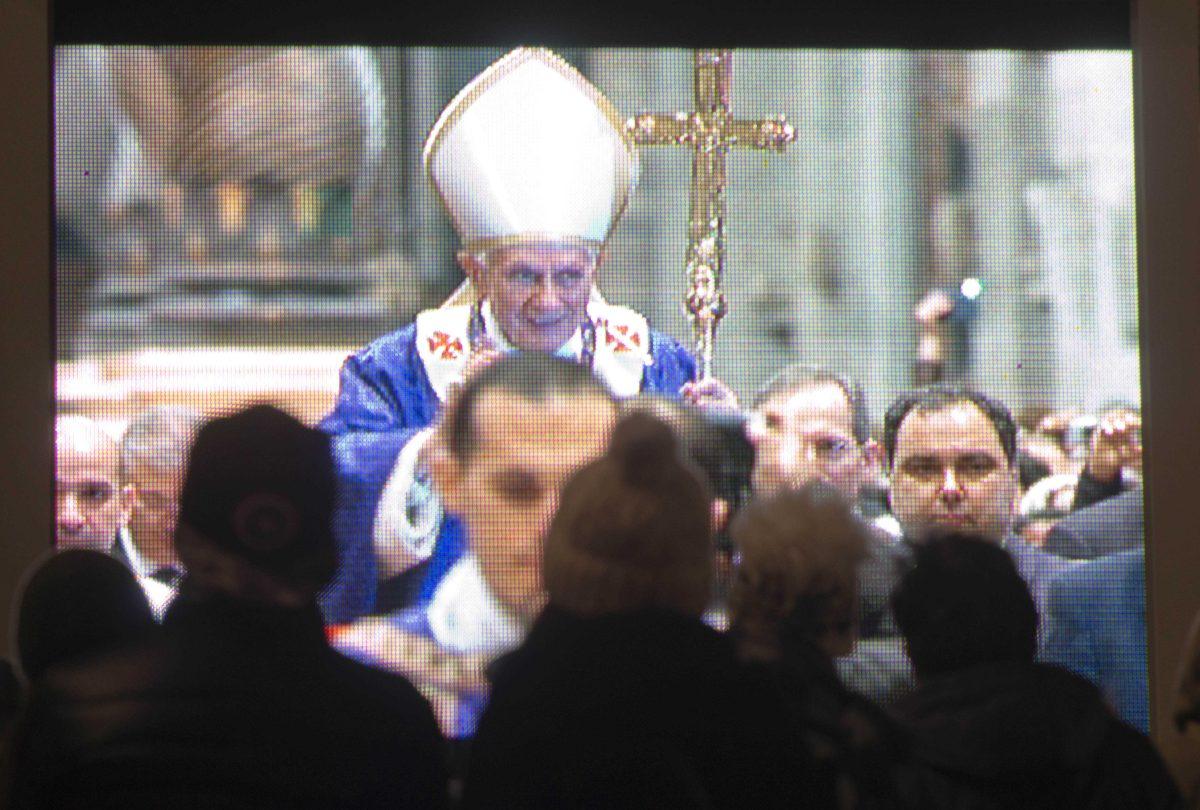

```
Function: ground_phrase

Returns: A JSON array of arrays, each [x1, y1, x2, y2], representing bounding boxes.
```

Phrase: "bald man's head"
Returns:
[[55, 416, 129, 550]]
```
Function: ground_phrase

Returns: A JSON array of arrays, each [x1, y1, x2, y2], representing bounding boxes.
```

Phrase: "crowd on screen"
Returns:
[[0, 353, 1194, 808]]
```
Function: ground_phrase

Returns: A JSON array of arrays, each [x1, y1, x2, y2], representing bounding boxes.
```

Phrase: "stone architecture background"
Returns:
[[53, 46, 1140, 426]]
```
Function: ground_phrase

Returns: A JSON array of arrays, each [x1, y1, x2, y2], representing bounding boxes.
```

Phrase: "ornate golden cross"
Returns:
[[627, 50, 795, 380]]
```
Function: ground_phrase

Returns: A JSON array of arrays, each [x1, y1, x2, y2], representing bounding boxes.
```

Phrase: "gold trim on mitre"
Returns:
[[422, 47, 640, 249], [461, 232, 605, 255]]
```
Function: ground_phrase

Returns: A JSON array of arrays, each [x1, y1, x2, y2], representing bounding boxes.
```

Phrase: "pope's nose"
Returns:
[[527, 280, 565, 313]]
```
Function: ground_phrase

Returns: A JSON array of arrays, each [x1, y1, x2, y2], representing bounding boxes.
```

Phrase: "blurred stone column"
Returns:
[[837, 50, 922, 422], [401, 47, 457, 306], [967, 52, 1057, 418], [1028, 52, 1139, 412]]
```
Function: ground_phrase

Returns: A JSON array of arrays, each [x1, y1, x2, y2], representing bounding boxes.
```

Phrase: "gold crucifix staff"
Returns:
[[627, 49, 795, 380]]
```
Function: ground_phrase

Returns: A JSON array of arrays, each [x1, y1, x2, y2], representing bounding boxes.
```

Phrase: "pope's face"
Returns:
[[747, 382, 872, 500], [55, 430, 128, 550], [889, 402, 1019, 544], [436, 389, 616, 620], [468, 243, 598, 354]]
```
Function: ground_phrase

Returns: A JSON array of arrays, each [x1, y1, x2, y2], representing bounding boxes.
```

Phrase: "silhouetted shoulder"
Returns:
[[325, 645, 443, 728]]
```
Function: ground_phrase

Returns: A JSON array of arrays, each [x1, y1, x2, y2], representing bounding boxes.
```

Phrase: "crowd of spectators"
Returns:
[[2, 355, 1192, 808]]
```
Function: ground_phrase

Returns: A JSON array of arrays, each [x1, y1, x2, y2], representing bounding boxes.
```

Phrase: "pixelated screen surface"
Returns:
[[54, 46, 1144, 737]]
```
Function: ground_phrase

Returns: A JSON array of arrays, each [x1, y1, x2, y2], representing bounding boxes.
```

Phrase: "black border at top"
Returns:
[[53, 0, 1131, 50]]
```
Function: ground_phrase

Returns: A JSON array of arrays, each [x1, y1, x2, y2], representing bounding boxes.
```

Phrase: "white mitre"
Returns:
[[423, 46, 639, 254]]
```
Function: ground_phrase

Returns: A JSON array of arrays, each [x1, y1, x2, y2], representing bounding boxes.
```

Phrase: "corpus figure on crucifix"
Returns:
[[319, 47, 738, 625]]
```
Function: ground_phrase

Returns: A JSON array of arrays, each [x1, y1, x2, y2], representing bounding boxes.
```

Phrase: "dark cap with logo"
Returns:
[[176, 404, 337, 593]]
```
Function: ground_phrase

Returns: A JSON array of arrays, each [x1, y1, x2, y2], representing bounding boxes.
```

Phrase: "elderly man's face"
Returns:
[[747, 382, 873, 500], [889, 402, 1018, 543], [124, 463, 185, 566], [436, 389, 615, 620], [463, 243, 597, 354], [55, 426, 128, 550]]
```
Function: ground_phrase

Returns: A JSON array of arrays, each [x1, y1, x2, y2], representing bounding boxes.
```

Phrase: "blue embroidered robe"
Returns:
[[318, 310, 696, 623]]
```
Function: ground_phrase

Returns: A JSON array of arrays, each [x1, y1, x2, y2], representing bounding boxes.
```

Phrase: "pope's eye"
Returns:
[[508, 268, 539, 284]]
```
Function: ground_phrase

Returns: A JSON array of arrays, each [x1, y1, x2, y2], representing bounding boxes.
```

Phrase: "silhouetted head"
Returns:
[[543, 411, 713, 618], [891, 534, 1037, 681], [729, 483, 871, 660], [15, 549, 154, 681], [175, 405, 337, 607], [622, 395, 755, 535]]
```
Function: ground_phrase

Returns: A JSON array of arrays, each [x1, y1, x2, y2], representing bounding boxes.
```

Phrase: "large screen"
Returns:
[[53, 46, 1143, 736]]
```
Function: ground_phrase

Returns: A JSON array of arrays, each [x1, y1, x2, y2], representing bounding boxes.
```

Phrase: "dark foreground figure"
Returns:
[[464, 413, 802, 808], [14, 548, 156, 683], [889, 534, 1182, 810], [8, 406, 448, 809], [729, 485, 928, 809]]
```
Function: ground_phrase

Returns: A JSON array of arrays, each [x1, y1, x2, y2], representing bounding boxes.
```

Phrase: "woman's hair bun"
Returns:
[[607, 411, 681, 486]]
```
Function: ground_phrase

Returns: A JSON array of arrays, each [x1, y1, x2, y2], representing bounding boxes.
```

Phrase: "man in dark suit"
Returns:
[[112, 405, 204, 617], [746, 364, 915, 704], [883, 385, 1074, 623], [1045, 487, 1143, 560], [1042, 549, 1149, 732]]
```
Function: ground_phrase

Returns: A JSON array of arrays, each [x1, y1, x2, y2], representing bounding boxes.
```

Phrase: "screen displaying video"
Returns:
[[54, 46, 1142, 737]]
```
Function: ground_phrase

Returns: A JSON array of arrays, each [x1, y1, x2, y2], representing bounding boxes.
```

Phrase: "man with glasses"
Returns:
[[115, 405, 204, 618], [746, 365, 902, 634], [745, 365, 920, 707], [747, 364, 883, 510], [55, 415, 129, 552]]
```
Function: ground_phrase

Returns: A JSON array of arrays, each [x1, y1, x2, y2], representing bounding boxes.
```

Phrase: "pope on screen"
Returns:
[[318, 47, 734, 626]]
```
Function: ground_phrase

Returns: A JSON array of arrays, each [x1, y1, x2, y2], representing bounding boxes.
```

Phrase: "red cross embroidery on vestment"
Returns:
[[427, 331, 464, 360], [602, 322, 642, 354]]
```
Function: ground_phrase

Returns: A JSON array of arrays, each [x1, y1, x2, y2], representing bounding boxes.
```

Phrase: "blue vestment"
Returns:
[[318, 317, 696, 623]]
